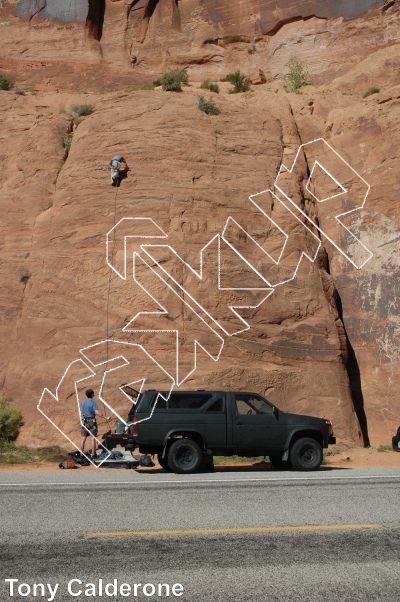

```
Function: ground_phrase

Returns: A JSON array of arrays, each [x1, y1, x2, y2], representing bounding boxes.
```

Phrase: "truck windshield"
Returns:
[[235, 394, 274, 415]]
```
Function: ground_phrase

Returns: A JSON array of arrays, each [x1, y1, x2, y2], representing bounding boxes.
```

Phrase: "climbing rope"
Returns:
[[100, 179, 120, 423], [106, 180, 119, 360]]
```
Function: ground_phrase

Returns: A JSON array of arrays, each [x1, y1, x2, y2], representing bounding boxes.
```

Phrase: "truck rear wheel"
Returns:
[[167, 439, 202, 474], [290, 437, 323, 471]]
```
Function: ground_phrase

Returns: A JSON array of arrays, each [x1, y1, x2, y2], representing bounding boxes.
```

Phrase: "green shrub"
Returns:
[[214, 127, 221, 135], [363, 86, 380, 98], [285, 56, 308, 93], [36, 446, 69, 462], [0, 441, 35, 465], [0, 74, 15, 91], [200, 80, 219, 93], [14, 89, 25, 96], [0, 399, 23, 442], [19, 269, 31, 284], [209, 83, 219, 93], [64, 136, 72, 152], [153, 69, 188, 92], [377, 444, 392, 452], [198, 95, 221, 115], [221, 70, 251, 93], [0, 443, 69, 465], [325, 447, 342, 457], [69, 103, 95, 117]]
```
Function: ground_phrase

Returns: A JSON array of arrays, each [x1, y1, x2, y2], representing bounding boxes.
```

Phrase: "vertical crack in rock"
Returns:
[[127, 0, 146, 19], [171, 0, 181, 32], [137, 0, 159, 43], [288, 105, 370, 446], [87, 0, 106, 41], [15, 0, 46, 21], [334, 287, 370, 446], [135, 0, 180, 44]]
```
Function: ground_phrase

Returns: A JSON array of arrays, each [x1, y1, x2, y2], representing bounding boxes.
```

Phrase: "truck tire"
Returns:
[[126, 437, 136, 451], [157, 453, 172, 471], [167, 439, 202, 474], [269, 454, 292, 470], [290, 437, 323, 471]]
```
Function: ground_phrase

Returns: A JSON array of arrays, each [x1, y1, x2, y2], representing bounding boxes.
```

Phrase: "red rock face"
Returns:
[[200, 0, 385, 35], [16, 0, 90, 22], [5, 0, 393, 91], [0, 0, 399, 449]]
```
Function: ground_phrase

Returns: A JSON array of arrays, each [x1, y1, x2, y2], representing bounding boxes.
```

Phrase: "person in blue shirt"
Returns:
[[80, 389, 110, 458]]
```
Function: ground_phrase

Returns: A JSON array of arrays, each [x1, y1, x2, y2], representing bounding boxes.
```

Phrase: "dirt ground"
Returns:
[[0, 446, 398, 473]]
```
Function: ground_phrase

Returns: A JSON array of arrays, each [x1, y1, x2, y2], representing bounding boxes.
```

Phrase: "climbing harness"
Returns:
[[81, 417, 97, 428]]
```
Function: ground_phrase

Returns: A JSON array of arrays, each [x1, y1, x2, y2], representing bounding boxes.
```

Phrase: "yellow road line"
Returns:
[[88, 524, 383, 538]]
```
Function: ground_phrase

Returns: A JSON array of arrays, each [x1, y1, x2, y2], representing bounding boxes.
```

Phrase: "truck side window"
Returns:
[[168, 393, 213, 409], [235, 394, 273, 415], [206, 398, 223, 412]]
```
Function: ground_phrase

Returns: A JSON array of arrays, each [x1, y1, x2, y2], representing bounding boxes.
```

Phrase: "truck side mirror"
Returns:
[[273, 407, 279, 419]]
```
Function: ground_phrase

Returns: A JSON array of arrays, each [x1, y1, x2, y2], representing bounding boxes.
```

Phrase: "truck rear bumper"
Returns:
[[328, 436, 336, 445]]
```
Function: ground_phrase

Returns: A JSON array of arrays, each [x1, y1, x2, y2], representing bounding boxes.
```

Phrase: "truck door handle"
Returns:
[[236, 423, 243, 427]]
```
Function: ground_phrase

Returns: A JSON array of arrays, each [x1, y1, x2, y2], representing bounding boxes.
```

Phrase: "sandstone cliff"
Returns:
[[0, 0, 399, 449]]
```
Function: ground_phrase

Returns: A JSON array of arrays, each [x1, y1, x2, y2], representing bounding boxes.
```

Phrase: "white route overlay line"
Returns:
[[222, 190, 322, 288], [124, 253, 225, 385], [306, 160, 347, 203], [39, 138, 373, 462], [38, 343, 175, 468], [275, 137, 373, 269], [106, 217, 168, 280], [37, 359, 112, 468], [119, 379, 146, 404], [79, 340, 175, 429], [141, 234, 274, 336]]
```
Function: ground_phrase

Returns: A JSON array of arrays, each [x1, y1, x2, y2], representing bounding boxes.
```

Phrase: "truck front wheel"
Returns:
[[290, 437, 323, 471], [269, 454, 292, 470], [167, 439, 202, 474]]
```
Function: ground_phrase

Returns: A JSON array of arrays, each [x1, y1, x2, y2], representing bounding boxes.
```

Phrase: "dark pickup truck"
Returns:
[[123, 389, 335, 473]]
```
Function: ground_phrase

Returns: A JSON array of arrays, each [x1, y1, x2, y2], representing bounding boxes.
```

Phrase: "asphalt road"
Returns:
[[1, 468, 399, 602]]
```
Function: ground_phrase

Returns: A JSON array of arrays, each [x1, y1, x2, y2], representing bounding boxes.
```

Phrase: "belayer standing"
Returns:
[[108, 155, 127, 186], [80, 389, 110, 459]]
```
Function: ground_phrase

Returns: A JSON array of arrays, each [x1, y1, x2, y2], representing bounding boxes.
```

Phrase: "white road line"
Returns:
[[0, 474, 399, 487]]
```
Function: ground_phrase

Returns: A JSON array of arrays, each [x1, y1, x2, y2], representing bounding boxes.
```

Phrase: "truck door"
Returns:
[[230, 393, 286, 452]]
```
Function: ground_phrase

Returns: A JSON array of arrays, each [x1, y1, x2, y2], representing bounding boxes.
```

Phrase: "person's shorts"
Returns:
[[81, 419, 97, 438]]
